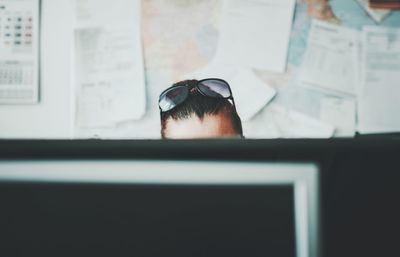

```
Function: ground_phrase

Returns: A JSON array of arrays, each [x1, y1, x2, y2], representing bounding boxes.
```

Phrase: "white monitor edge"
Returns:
[[0, 160, 320, 257]]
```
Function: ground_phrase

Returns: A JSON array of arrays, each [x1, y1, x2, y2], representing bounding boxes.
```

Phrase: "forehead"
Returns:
[[164, 113, 238, 139]]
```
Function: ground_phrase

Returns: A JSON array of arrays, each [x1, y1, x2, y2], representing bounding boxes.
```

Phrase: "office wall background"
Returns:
[[1, 0, 400, 139]]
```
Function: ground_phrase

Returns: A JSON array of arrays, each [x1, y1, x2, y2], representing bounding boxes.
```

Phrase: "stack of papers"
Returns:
[[300, 20, 400, 135]]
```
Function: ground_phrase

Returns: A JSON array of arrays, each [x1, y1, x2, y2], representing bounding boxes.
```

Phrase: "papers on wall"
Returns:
[[215, 0, 296, 73], [183, 63, 276, 121], [73, 0, 145, 128], [229, 70, 276, 121], [320, 97, 356, 137], [299, 20, 360, 96], [0, 0, 40, 104], [243, 103, 335, 138], [356, 0, 391, 23], [270, 105, 335, 138], [183, 60, 238, 82], [358, 26, 400, 133]]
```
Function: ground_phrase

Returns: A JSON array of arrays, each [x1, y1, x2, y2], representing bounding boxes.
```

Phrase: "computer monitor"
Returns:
[[0, 160, 319, 257]]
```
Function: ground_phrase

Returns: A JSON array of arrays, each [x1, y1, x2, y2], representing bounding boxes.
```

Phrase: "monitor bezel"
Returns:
[[0, 160, 319, 257]]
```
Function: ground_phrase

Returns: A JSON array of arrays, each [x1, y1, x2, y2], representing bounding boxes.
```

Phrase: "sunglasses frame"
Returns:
[[158, 78, 237, 113]]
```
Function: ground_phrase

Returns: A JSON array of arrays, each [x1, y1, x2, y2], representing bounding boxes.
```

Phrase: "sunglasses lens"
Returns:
[[159, 86, 189, 112], [198, 79, 231, 98]]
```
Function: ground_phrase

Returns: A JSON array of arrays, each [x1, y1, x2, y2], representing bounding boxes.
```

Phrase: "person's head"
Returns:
[[159, 79, 243, 139]]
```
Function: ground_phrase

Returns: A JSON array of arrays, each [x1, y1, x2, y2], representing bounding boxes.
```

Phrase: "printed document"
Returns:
[[299, 20, 360, 95], [229, 70, 276, 121], [320, 96, 356, 137], [358, 26, 400, 133], [73, 0, 145, 128], [215, 0, 295, 72], [244, 103, 335, 138]]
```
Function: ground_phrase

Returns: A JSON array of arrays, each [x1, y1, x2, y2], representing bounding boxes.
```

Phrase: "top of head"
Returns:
[[160, 80, 243, 139]]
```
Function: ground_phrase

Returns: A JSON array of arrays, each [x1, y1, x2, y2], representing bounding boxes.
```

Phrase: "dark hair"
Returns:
[[160, 80, 243, 138]]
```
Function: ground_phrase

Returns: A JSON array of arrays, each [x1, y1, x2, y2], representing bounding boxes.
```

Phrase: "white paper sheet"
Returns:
[[356, 0, 391, 23], [183, 62, 276, 121], [229, 70, 276, 121], [183, 59, 238, 82], [73, 0, 145, 129], [215, 0, 295, 72], [75, 0, 139, 27], [320, 96, 356, 137], [244, 103, 335, 138], [299, 20, 360, 95], [358, 26, 400, 134]]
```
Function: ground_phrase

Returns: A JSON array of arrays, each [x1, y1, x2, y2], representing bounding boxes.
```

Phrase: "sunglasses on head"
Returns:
[[158, 78, 236, 113]]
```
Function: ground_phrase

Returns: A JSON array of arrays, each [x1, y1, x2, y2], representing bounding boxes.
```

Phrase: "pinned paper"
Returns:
[[244, 104, 335, 138], [320, 97, 356, 137], [358, 26, 400, 133], [183, 64, 276, 122], [299, 20, 360, 95], [229, 70, 276, 121], [215, 0, 296, 72]]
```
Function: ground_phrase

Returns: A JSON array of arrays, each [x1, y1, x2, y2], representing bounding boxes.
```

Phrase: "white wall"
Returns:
[[0, 0, 73, 139]]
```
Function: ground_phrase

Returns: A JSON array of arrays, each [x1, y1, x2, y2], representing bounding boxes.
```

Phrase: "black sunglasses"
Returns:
[[158, 78, 236, 113]]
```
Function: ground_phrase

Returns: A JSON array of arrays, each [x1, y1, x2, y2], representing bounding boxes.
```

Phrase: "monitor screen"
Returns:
[[0, 161, 319, 257]]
